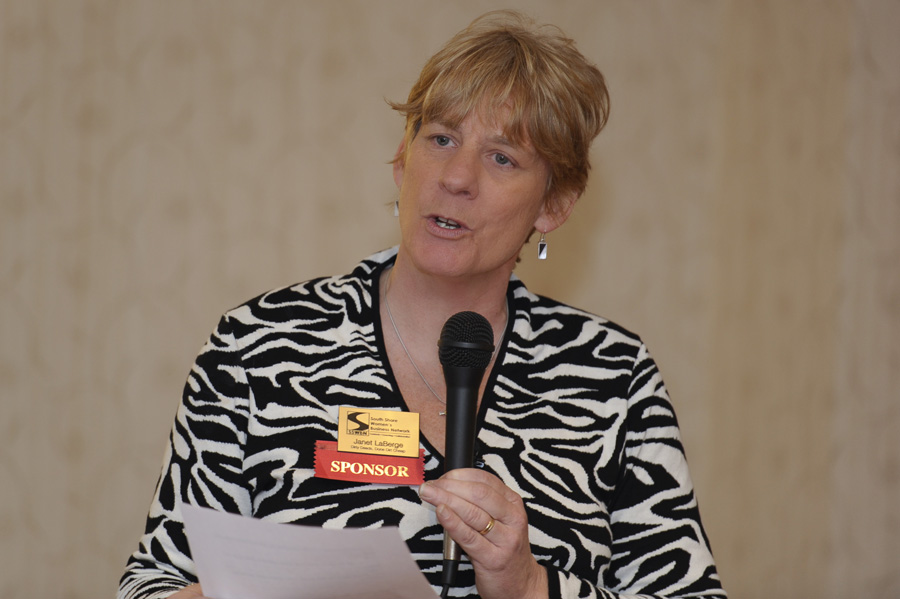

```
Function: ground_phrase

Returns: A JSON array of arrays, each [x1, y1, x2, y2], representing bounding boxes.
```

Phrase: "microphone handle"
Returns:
[[443, 365, 482, 471], [441, 364, 485, 588]]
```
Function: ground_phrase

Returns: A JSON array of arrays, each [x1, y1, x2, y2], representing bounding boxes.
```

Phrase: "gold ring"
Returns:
[[478, 517, 496, 536]]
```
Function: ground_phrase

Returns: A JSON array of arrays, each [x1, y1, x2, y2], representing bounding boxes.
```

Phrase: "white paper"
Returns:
[[182, 505, 439, 599]]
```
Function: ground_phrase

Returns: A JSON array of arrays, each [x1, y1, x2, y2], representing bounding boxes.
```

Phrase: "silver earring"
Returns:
[[394, 201, 399, 217], [538, 232, 548, 260]]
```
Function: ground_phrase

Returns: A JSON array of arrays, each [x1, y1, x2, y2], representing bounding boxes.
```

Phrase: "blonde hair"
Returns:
[[390, 10, 610, 211]]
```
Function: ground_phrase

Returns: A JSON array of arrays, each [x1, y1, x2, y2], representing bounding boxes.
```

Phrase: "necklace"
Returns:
[[383, 269, 508, 416]]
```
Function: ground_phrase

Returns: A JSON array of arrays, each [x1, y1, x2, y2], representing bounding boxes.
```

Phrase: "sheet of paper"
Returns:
[[182, 505, 439, 599]]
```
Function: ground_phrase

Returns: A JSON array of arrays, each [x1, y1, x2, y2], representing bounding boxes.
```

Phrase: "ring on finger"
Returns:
[[478, 516, 496, 536]]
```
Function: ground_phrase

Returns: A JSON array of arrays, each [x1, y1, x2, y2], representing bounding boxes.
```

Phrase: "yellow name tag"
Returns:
[[337, 406, 420, 458]]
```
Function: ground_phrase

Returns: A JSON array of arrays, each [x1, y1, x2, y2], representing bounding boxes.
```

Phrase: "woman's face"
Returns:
[[393, 111, 570, 283]]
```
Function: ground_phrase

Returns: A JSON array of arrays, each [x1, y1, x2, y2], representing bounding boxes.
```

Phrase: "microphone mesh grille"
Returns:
[[438, 311, 495, 369]]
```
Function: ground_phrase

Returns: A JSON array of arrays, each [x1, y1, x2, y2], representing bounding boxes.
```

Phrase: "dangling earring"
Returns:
[[393, 201, 399, 217], [538, 232, 548, 260]]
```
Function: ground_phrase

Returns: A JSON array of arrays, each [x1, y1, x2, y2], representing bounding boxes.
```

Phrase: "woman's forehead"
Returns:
[[423, 100, 533, 146]]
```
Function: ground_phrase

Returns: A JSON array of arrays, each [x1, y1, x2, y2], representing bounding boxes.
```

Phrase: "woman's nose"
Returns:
[[439, 148, 479, 198]]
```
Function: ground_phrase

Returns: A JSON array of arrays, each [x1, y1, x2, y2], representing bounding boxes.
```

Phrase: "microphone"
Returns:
[[437, 311, 495, 594]]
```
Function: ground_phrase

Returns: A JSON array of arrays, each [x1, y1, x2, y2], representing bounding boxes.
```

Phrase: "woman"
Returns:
[[119, 11, 726, 599]]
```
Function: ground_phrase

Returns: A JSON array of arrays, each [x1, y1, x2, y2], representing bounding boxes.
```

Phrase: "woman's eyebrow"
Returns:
[[487, 133, 516, 147]]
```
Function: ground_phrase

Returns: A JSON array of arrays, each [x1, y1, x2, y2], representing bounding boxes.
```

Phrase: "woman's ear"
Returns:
[[392, 140, 407, 189], [534, 189, 579, 234]]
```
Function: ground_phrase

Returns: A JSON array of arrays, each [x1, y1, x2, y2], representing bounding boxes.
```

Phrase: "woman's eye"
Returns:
[[493, 153, 511, 166], [434, 135, 451, 146]]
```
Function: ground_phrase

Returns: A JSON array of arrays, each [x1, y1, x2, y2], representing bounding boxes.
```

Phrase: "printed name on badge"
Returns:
[[337, 406, 420, 458]]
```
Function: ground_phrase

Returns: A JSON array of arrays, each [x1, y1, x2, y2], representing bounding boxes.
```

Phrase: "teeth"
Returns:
[[436, 217, 461, 229]]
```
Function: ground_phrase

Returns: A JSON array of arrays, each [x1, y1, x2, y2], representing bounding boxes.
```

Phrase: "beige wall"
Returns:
[[1, 1, 898, 597]]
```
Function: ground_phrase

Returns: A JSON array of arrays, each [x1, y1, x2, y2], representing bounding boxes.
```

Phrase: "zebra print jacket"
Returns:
[[118, 247, 726, 599]]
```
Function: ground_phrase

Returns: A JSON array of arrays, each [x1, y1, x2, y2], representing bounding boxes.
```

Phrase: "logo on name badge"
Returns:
[[337, 406, 420, 458], [345, 411, 370, 435]]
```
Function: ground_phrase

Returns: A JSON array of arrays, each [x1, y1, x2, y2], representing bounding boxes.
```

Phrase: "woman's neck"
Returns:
[[383, 251, 511, 342]]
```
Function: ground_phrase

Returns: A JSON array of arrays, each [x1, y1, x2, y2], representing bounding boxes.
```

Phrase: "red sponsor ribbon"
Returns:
[[314, 440, 425, 485]]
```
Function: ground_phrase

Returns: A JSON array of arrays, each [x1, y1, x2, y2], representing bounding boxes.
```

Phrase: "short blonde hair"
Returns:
[[390, 10, 610, 212]]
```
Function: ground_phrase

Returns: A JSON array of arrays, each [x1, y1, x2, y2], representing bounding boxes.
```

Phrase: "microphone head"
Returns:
[[438, 311, 495, 369]]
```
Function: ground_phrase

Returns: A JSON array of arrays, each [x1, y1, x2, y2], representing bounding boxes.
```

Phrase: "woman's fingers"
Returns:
[[168, 584, 206, 599], [419, 469, 528, 553], [421, 475, 503, 527], [419, 469, 547, 599]]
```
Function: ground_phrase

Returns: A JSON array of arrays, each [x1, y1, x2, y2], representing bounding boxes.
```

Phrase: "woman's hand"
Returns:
[[419, 469, 548, 599], [168, 584, 205, 598]]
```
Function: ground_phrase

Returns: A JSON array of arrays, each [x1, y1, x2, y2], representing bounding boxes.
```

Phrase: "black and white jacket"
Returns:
[[118, 248, 726, 599]]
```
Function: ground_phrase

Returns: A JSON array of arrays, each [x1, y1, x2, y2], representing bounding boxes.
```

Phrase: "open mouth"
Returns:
[[434, 216, 462, 230]]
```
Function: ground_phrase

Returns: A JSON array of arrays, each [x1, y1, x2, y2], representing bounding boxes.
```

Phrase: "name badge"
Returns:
[[337, 406, 420, 458]]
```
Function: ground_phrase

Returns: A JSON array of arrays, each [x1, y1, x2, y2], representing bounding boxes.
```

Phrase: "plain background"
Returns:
[[1, 1, 898, 597]]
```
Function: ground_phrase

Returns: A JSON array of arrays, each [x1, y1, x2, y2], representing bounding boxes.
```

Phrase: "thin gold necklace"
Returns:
[[383, 269, 507, 416]]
